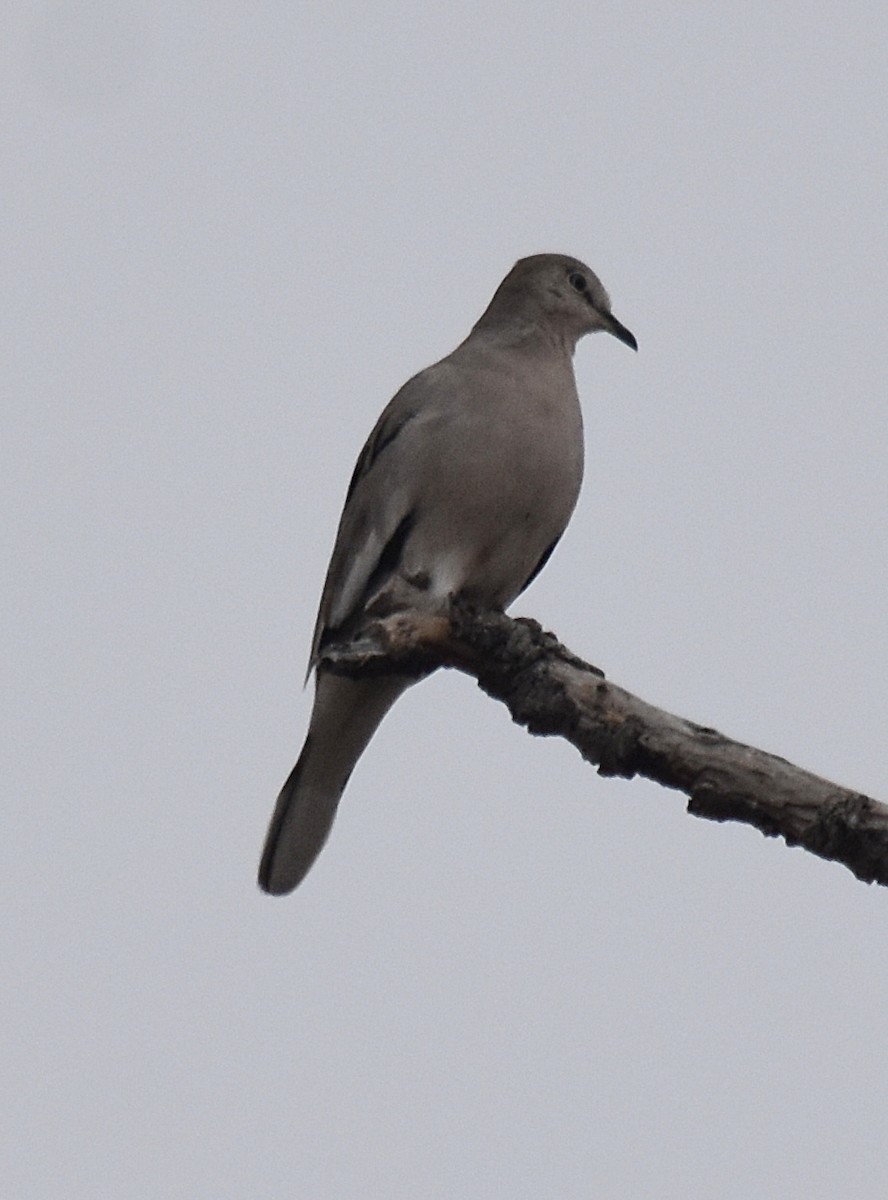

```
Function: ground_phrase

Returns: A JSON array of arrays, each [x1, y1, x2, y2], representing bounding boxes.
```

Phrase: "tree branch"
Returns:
[[319, 604, 888, 888]]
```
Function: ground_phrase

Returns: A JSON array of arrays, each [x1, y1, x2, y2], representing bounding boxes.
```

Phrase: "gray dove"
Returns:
[[259, 253, 636, 894]]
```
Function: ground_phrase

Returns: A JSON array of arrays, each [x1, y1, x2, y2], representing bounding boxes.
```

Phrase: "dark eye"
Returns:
[[568, 271, 587, 293]]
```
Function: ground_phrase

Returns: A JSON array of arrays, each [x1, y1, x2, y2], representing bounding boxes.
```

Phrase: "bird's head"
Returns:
[[478, 253, 637, 352]]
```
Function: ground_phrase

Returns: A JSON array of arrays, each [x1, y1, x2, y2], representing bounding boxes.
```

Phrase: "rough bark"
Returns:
[[319, 604, 888, 888]]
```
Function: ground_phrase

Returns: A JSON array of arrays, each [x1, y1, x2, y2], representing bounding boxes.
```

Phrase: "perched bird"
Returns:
[[259, 253, 636, 894]]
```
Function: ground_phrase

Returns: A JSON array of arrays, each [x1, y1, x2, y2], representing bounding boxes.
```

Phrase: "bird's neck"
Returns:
[[468, 315, 577, 358]]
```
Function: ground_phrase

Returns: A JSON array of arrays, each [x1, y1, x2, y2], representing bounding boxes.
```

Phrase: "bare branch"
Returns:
[[320, 605, 888, 888]]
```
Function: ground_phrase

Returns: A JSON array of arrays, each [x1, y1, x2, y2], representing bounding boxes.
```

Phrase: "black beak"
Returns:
[[602, 312, 638, 352]]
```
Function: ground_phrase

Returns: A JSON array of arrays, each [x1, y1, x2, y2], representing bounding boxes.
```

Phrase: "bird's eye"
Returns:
[[568, 272, 587, 293]]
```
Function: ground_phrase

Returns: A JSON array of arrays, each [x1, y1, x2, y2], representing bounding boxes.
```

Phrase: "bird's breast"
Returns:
[[398, 360, 584, 607]]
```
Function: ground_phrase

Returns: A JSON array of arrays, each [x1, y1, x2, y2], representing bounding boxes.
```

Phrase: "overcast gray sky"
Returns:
[[4, 3, 888, 1196]]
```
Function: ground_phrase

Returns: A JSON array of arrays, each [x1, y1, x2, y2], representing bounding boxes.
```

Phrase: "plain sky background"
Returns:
[[4, 3, 888, 1197]]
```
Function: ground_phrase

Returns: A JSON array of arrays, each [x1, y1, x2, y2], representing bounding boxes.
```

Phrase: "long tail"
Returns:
[[258, 671, 411, 894]]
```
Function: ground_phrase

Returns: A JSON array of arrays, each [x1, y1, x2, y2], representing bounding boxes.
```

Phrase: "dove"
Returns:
[[259, 253, 636, 894]]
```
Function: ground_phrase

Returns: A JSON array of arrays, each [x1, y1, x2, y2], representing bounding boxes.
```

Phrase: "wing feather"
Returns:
[[307, 384, 425, 671]]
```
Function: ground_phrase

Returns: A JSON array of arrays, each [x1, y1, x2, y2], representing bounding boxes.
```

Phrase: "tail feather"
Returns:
[[258, 739, 335, 894], [258, 672, 410, 895]]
